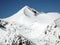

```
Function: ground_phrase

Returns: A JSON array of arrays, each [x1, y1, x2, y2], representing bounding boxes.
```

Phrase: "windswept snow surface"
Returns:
[[0, 6, 60, 45]]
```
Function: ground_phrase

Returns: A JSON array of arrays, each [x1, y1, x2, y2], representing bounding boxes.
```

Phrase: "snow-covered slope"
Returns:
[[0, 5, 60, 45]]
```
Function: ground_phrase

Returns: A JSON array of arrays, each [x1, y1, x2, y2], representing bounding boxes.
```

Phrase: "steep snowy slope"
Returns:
[[0, 19, 35, 45]]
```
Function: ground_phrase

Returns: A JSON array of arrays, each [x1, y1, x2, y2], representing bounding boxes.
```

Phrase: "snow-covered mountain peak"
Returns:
[[4, 5, 39, 21], [4, 6, 40, 27], [0, 6, 60, 45]]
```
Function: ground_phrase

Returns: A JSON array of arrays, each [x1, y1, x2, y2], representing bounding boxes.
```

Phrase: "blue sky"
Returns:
[[0, 0, 60, 18]]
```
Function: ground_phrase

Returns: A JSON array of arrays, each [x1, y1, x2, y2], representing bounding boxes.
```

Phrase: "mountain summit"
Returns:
[[4, 6, 39, 21], [4, 6, 40, 26]]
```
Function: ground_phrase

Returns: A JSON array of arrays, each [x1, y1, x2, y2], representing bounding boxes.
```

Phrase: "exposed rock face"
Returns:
[[0, 19, 8, 29], [12, 35, 34, 45]]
